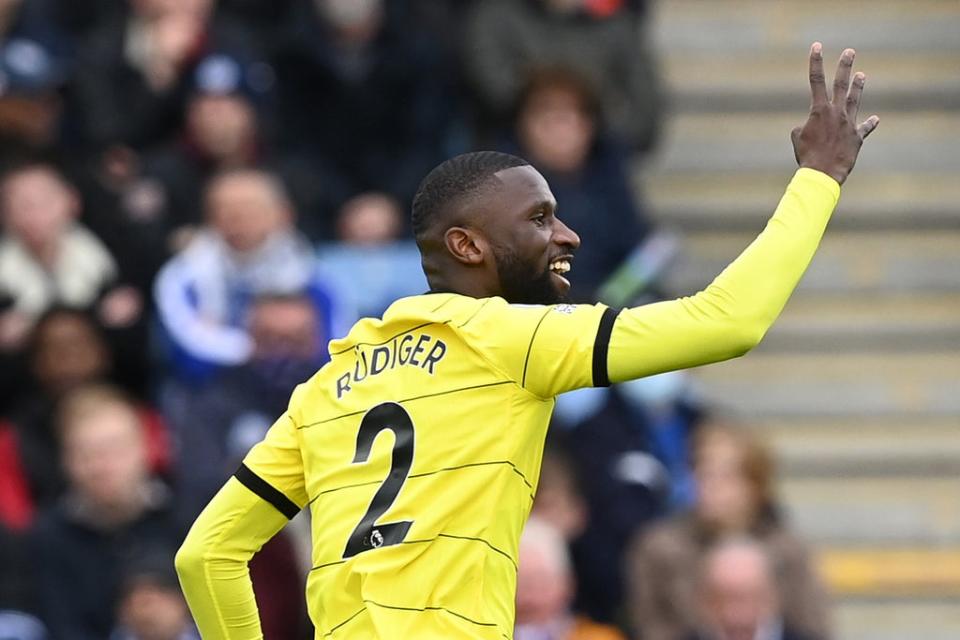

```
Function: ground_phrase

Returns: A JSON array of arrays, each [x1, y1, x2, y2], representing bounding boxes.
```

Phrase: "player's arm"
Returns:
[[608, 43, 879, 382], [508, 165, 838, 396], [608, 167, 833, 381], [176, 398, 308, 638], [174, 478, 290, 639]]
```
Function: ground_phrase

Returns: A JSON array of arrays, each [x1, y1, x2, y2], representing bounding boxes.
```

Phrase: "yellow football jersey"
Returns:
[[177, 168, 841, 640], [241, 293, 617, 639]]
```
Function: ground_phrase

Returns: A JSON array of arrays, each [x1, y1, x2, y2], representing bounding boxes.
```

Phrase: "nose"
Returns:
[[553, 217, 581, 251]]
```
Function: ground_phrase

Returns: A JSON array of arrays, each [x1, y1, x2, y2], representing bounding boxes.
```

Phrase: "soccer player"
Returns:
[[175, 44, 878, 639]]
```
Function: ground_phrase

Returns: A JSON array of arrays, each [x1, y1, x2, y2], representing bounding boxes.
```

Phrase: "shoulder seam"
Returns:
[[457, 298, 492, 328], [521, 307, 553, 390], [450, 300, 547, 402]]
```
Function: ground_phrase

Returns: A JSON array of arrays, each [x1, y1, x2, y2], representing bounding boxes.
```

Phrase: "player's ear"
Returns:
[[444, 226, 487, 266]]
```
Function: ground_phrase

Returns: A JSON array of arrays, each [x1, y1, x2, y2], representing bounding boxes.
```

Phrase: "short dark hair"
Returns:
[[411, 151, 529, 239]]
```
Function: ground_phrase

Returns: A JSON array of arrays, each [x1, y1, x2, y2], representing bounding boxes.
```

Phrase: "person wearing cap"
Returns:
[[138, 50, 277, 242], [71, 0, 262, 152], [0, 37, 67, 168]]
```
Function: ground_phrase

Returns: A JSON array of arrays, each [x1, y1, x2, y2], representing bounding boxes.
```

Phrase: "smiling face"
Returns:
[[478, 166, 581, 304]]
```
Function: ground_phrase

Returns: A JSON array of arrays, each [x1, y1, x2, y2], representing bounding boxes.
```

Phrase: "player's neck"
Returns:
[[426, 273, 502, 301]]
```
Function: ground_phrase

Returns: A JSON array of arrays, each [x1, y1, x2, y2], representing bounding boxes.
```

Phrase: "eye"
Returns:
[[531, 211, 547, 227]]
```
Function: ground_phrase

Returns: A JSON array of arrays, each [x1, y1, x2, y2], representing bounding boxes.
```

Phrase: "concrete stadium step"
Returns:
[[642, 170, 960, 231], [833, 598, 960, 640], [646, 111, 960, 175], [689, 352, 960, 418], [819, 548, 960, 598], [664, 230, 960, 295], [779, 475, 960, 545], [659, 51, 960, 113], [653, 0, 960, 54], [757, 417, 960, 477], [650, 3, 960, 638], [762, 294, 960, 352]]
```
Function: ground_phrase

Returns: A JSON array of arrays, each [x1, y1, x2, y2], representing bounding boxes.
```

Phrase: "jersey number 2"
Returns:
[[342, 402, 415, 558]]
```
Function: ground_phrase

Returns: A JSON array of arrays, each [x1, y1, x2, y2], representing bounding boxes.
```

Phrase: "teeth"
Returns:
[[550, 260, 571, 274]]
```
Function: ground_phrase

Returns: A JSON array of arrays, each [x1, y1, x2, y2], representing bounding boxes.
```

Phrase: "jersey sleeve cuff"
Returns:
[[234, 463, 301, 520], [794, 167, 841, 202], [592, 306, 619, 387]]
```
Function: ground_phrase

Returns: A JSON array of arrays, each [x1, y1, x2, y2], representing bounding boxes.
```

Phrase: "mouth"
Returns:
[[548, 255, 573, 289]]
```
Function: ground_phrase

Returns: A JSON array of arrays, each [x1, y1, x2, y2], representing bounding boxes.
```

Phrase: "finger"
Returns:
[[858, 115, 880, 140], [846, 72, 865, 120], [809, 42, 828, 106], [832, 48, 856, 105]]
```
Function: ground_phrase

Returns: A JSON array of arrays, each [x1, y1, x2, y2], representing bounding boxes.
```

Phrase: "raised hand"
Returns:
[[791, 43, 880, 185]]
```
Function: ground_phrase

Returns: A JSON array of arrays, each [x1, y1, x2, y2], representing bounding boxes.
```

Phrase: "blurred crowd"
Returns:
[[0, 1, 832, 639]]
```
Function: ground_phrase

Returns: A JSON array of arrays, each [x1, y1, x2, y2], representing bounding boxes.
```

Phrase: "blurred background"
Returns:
[[0, 1, 956, 639]]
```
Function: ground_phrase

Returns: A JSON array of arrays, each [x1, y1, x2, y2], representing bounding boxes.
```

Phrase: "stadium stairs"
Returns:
[[642, 2, 960, 638]]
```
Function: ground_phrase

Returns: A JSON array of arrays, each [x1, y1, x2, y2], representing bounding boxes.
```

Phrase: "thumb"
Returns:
[[790, 126, 803, 164]]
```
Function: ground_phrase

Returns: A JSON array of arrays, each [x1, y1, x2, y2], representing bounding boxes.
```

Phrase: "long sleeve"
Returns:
[[154, 259, 254, 368], [608, 168, 840, 383], [175, 478, 290, 639]]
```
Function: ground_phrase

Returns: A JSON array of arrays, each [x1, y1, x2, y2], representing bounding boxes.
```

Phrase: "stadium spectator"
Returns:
[[464, 0, 662, 152], [135, 49, 278, 244], [163, 294, 326, 518], [0, 158, 159, 393], [30, 384, 183, 640], [0, 162, 144, 350], [515, 516, 626, 640], [273, 0, 458, 217], [615, 371, 703, 510], [689, 537, 819, 640], [0, 307, 111, 525], [154, 167, 350, 381], [161, 296, 316, 639], [553, 389, 670, 623], [626, 422, 831, 640], [70, 0, 259, 152], [0, 36, 68, 169], [504, 68, 651, 301], [1, 307, 172, 528], [109, 548, 200, 640], [316, 193, 428, 318]]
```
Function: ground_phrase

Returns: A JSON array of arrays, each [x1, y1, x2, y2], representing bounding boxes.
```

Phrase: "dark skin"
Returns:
[[421, 165, 580, 304], [793, 42, 879, 184], [422, 43, 878, 305]]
